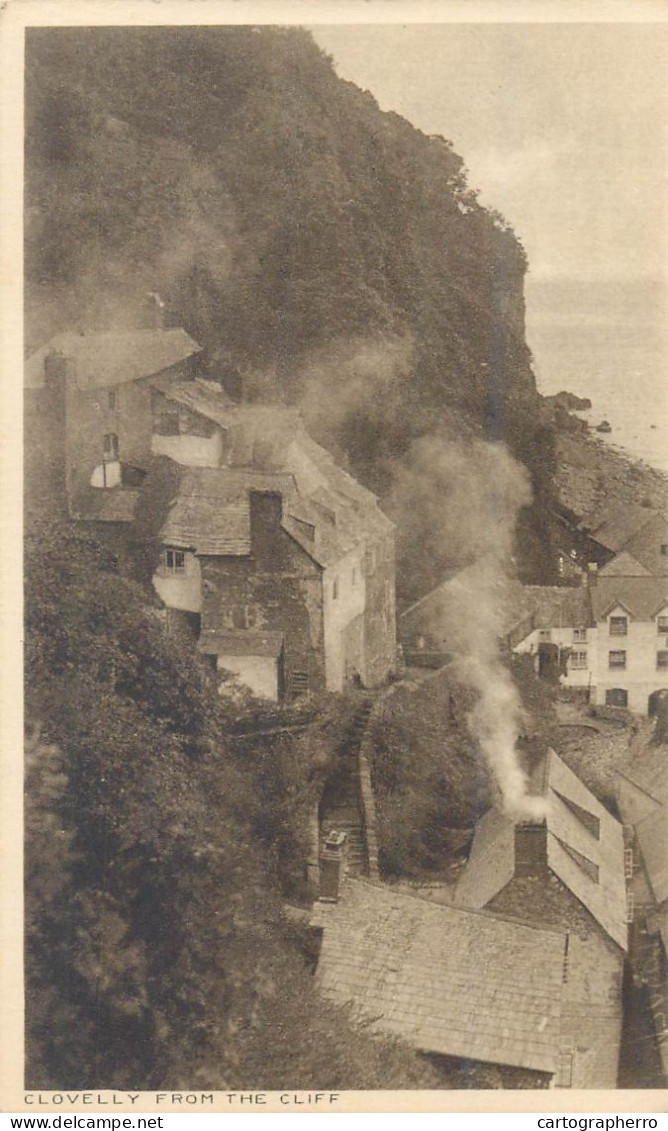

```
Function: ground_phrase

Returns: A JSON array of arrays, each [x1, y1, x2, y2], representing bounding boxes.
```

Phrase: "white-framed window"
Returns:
[[609, 650, 627, 669], [161, 549, 186, 574], [625, 890, 635, 924], [573, 627, 587, 643], [657, 651, 668, 670], [570, 650, 588, 670], [624, 847, 634, 880], [658, 616, 668, 634], [103, 432, 119, 460], [609, 616, 628, 636]]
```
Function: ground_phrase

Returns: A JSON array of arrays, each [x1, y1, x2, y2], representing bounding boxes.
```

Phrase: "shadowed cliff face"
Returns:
[[25, 25, 556, 589]]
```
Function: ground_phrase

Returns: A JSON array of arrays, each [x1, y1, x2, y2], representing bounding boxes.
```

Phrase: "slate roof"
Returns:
[[399, 566, 525, 652], [591, 577, 668, 622], [71, 488, 141, 524], [197, 629, 284, 658], [312, 878, 566, 1075], [159, 467, 295, 556], [599, 552, 652, 578], [25, 329, 201, 390], [152, 392, 393, 567], [455, 749, 628, 951], [516, 585, 594, 630], [618, 746, 668, 909], [577, 500, 657, 553]]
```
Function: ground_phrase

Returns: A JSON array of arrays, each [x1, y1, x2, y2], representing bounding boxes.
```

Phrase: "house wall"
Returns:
[[591, 604, 668, 714], [200, 496, 325, 699], [150, 389, 225, 467], [513, 625, 594, 689], [487, 874, 624, 1090], [363, 531, 397, 686], [153, 551, 202, 613], [62, 365, 190, 511], [216, 653, 278, 702], [323, 547, 366, 691]]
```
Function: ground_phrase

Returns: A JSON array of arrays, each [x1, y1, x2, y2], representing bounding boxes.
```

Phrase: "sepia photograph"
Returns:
[[8, 0, 668, 1110]]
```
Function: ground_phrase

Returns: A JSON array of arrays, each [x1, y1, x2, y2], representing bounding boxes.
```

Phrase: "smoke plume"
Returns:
[[393, 436, 546, 819]]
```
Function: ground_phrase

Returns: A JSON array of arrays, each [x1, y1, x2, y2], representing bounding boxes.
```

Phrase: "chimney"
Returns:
[[319, 831, 347, 902], [514, 819, 548, 877], [587, 562, 599, 587], [44, 350, 71, 390], [144, 291, 165, 330]]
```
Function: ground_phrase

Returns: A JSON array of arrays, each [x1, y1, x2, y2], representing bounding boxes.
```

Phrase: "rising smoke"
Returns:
[[393, 436, 547, 819]]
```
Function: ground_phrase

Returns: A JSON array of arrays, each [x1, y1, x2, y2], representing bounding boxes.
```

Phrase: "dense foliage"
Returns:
[[25, 25, 558, 591], [24, 518, 438, 1088]]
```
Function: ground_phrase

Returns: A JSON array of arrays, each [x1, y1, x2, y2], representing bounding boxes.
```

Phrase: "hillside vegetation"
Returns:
[[25, 517, 440, 1088], [26, 25, 557, 597]]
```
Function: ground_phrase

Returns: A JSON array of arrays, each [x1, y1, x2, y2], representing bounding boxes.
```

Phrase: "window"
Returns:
[[658, 616, 668, 634], [609, 616, 628, 636], [624, 847, 634, 880], [332, 578, 339, 601], [161, 549, 186, 574], [657, 651, 668, 670], [573, 627, 587, 643], [103, 432, 119, 460], [570, 650, 588, 670], [606, 688, 628, 708], [609, 650, 627, 669], [661, 544, 668, 557], [107, 390, 117, 411], [625, 891, 635, 924]]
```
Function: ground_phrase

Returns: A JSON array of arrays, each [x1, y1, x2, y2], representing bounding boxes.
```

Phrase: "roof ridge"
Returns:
[[347, 877, 567, 937]]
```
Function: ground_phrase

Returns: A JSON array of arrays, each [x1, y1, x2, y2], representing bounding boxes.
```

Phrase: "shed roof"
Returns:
[[591, 577, 668, 622], [71, 487, 141, 524], [313, 878, 566, 1075], [455, 749, 628, 951], [25, 329, 201, 390]]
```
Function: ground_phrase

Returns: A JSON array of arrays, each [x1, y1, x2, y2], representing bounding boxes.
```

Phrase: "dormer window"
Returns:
[[609, 616, 628, 636], [161, 549, 186, 574]]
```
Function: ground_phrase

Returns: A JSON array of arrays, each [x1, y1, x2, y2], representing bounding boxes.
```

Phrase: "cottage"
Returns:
[[576, 500, 668, 577], [510, 574, 668, 715], [144, 397, 396, 700], [454, 749, 627, 1088], [312, 875, 570, 1087], [25, 327, 202, 521]]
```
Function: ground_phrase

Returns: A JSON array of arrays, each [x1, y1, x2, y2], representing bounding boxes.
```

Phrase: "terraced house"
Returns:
[[25, 326, 397, 702]]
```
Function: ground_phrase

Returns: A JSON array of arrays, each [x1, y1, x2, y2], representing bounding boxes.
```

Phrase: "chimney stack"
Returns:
[[514, 819, 548, 878], [587, 562, 599, 587], [319, 831, 347, 902]]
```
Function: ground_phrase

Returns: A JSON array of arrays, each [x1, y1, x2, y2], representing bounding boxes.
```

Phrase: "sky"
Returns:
[[312, 23, 668, 289]]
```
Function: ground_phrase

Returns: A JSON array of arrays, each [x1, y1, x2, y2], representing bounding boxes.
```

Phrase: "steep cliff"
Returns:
[[25, 25, 555, 595]]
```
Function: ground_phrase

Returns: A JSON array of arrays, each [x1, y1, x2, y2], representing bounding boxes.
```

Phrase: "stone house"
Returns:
[[453, 749, 627, 1088], [575, 500, 668, 577], [510, 573, 668, 715], [26, 333, 397, 701], [24, 328, 202, 520], [144, 393, 396, 700]]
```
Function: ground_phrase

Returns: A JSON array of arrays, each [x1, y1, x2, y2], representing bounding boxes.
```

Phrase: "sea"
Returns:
[[526, 277, 668, 476]]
